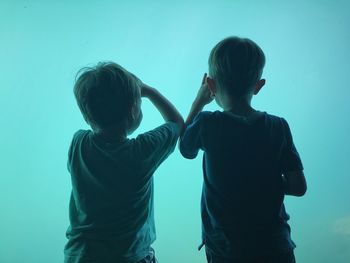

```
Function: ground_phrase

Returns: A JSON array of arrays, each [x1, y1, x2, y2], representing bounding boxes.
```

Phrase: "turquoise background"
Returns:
[[1, 0, 350, 262]]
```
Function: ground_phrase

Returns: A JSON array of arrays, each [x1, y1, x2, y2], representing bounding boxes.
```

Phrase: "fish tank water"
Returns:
[[1, 1, 349, 262]]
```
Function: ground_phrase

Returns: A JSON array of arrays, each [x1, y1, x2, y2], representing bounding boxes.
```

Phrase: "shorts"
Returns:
[[205, 246, 296, 263]]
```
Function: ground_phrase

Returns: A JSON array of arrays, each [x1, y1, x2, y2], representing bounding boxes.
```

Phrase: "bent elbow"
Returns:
[[283, 171, 307, 197], [295, 186, 307, 197], [293, 180, 307, 197], [299, 181, 307, 196]]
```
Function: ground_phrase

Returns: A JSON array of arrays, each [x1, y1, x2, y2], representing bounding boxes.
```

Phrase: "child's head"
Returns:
[[208, 36, 266, 103], [74, 62, 142, 135]]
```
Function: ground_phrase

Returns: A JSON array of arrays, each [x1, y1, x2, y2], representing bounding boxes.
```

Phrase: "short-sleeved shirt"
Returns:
[[64, 122, 180, 263], [179, 111, 303, 260]]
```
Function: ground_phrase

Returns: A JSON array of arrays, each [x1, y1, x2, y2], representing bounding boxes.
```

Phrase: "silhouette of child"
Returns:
[[64, 62, 184, 263], [180, 37, 306, 263]]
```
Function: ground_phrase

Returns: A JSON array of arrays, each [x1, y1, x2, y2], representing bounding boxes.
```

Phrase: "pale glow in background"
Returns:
[[1, 1, 349, 262]]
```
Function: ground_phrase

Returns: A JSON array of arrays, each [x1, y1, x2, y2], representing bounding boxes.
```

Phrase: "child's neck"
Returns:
[[94, 128, 127, 143], [223, 96, 256, 117]]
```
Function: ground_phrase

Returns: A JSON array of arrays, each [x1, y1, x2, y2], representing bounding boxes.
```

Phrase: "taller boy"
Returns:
[[180, 37, 307, 263], [64, 62, 183, 263]]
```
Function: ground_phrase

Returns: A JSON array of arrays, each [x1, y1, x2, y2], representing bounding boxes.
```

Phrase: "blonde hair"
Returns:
[[74, 62, 140, 130], [209, 36, 265, 97]]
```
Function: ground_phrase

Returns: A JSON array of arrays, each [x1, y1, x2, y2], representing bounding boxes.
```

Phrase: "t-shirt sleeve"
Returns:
[[135, 121, 180, 168], [67, 130, 86, 173], [179, 112, 208, 159], [281, 118, 304, 172]]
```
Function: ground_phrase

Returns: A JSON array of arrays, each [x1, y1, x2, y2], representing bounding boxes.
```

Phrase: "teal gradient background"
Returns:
[[1, 1, 349, 262]]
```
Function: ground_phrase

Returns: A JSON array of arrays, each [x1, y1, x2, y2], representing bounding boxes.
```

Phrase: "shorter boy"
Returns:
[[64, 62, 184, 263], [180, 37, 307, 262]]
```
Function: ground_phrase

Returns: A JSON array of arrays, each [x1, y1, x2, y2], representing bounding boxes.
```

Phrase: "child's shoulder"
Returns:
[[260, 113, 296, 139], [264, 112, 291, 127], [193, 110, 220, 122], [264, 112, 286, 122], [69, 129, 92, 149], [186, 111, 219, 130], [72, 129, 90, 140], [136, 121, 180, 140], [132, 122, 180, 155], [74, 129, 90, 136]]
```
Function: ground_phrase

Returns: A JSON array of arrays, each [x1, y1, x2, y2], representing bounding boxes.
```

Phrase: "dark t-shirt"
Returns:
[[179, 111, 303, 259], [64, 122, 180, 263]]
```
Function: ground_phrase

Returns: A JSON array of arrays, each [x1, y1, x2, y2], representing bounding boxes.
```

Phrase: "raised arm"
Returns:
[[282, 171, 307, 196], [141, 84, 184, 131], [185, 73, 214, 125]]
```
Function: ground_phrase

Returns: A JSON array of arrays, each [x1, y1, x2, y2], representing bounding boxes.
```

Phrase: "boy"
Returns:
[[179, 37, 307, 263], [64, 62, 184, 263]]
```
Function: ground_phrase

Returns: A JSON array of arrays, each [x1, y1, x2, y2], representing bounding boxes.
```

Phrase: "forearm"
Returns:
[[185, 99, 204, 125], [142, 86, 184, 128], [185, 73, 213, 125]]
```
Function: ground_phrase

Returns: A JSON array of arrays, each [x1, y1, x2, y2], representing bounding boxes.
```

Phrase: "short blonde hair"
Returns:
[[74, 62, 140, 130], [209, 36, 265, 97]]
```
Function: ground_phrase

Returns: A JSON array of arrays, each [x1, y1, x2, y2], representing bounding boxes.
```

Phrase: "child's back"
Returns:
[[180, 37, 306, 262], [64, 62, 183, 263], [65, 124, 179, 262]]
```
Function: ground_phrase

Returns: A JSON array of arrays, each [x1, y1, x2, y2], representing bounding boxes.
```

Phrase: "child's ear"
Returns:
[[206, 77, 216, 97], [253, 79, 266, 95], [130, 105, 138, 120]]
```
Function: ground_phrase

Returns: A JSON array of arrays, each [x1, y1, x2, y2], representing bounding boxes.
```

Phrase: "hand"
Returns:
[[137, 81, 184, 129], [184, 74, 214, 124], [194, 73, 214, 107], [128, 72, 145, 96]]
